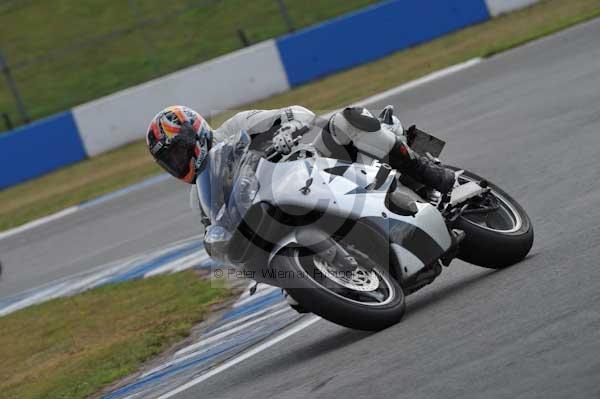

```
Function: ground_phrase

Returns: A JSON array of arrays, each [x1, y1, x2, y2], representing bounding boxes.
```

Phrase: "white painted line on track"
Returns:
[[0, 235, 204, 317], [142, 307, 293, 378], [156, 315, 321, 399], [319, 57, 482, 119], [143, 251, 209, 278], [0, 58, 482, 242], [354, 57, 482, 107], [80, 173, 170, 209], [0, 206, 79, 241], [205, 302, 288, 338], [0, 255, 142, 317], [175, 305, 289, 357], [0, 173, 169, 242]]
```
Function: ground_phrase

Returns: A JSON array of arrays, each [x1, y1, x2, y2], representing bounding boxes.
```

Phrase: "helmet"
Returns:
[[146, 105, 212, 183]]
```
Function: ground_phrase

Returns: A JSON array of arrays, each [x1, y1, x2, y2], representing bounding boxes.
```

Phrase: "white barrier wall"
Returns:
[[484, 0, 538, 17], [73, 39, 290, 156]]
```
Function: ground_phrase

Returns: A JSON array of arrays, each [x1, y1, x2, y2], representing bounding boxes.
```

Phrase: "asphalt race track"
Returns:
[[0, 175, 197, 300], [2, 18, 600, 399]]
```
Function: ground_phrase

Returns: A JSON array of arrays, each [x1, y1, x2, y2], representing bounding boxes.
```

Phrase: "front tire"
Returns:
[[447, 166, 534, 269], [273, 248, 405, 331]]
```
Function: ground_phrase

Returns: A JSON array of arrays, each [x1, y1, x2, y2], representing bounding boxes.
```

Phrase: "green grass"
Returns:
[[0, 270, 232, 399], [1, 0, 599, 232], [0, 0, 380, 126]]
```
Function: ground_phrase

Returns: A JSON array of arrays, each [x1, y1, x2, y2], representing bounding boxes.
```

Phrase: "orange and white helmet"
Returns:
[[146, 105, 212, 183]]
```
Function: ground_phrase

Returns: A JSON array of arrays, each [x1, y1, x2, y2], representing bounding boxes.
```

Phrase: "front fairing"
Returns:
[[196, 130, 260, 262], [255, 157, 452, 276]]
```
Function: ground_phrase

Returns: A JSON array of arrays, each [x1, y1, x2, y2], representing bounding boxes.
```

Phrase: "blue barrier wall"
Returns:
[[276, 0, 490, 87], [0, 111, 86, 189]]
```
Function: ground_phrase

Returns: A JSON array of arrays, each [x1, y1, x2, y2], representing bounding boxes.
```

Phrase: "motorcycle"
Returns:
[[198, 119, 533, 331]]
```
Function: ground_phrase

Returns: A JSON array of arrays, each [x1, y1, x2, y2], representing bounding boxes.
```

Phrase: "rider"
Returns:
[[146, 104, 456, 194]]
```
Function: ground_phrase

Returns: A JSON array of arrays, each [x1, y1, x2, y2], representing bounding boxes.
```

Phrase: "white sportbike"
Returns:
[[199, 125, 533, 331]]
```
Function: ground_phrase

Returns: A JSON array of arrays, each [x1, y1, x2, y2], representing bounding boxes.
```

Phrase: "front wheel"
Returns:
[[447, 166, 534, 269], [273, 247, 405, 331]]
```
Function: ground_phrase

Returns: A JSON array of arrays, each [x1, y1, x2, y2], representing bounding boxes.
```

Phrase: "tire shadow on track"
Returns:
[[225, 326, 374, 381], [406, 252, 540, 317], [405, 267, 501, 315]]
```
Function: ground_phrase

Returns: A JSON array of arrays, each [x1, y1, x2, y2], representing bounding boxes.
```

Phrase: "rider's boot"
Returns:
[[387, 139, 456, 195], [412, 156, 456, 195]]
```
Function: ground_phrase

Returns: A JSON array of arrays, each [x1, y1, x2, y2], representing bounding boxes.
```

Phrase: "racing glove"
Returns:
[[272, 121, 305, 155]]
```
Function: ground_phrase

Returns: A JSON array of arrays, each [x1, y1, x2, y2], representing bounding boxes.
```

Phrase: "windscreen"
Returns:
[[196, 130, 260, 262]]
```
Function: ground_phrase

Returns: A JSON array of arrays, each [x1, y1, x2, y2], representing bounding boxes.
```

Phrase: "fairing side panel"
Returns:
[[254, 157, 452, 267]]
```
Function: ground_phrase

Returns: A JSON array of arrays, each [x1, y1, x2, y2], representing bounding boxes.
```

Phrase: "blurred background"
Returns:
[[0, 0, 380, 131]]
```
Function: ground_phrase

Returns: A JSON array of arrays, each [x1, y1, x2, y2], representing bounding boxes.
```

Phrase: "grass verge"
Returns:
[[0, 0, 380, 126], [0, 270, 232, 399], [1, 0, 599, 231]]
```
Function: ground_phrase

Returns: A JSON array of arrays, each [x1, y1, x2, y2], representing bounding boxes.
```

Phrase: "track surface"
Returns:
[[0, 176, 197, 299], [2, 18, 600, 398]]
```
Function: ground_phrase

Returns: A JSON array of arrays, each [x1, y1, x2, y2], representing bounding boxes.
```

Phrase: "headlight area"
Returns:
[[205, 173, 259, 262], [232, 165, 260, 212]]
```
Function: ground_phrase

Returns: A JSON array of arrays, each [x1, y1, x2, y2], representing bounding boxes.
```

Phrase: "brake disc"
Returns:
[[312, 257, 380, 292]]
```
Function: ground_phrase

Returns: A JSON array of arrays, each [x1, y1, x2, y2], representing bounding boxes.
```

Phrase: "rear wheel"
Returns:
[[447, 166, 534, 269], [273, 247, 405, 331]]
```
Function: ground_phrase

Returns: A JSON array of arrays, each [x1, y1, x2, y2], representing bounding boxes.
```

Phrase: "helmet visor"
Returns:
[[156, 138, 196, 179]]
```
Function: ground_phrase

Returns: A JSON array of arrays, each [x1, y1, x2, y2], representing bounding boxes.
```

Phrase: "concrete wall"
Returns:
[[72, 39, 290, 156], [1, 0, 540, 188], [0, 112, 85, 189]]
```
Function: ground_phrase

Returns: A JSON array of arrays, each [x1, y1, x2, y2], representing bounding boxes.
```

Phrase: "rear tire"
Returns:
[[447, 166, 534, 269], [273, 248, 405, 331]]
